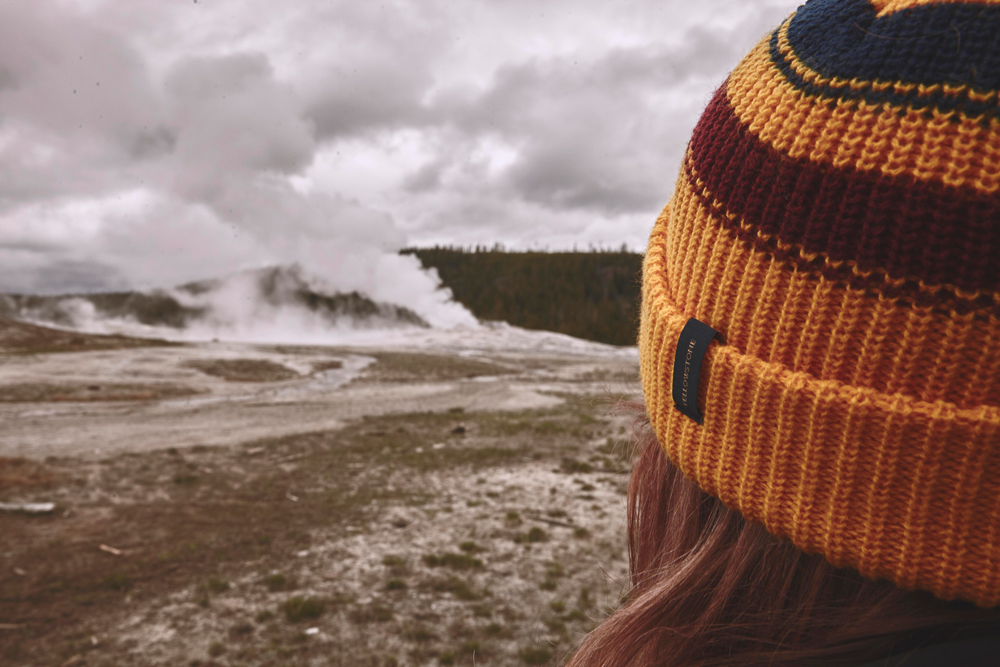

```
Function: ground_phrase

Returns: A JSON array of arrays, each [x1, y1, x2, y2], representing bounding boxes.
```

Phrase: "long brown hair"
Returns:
[[567, 416, 1000, 667]]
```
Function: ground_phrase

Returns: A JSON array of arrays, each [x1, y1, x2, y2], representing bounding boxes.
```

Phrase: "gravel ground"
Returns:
[[0, 321, 640, 666]]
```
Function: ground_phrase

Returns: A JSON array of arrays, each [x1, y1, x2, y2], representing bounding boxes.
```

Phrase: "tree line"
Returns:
[[402, 246, 643, 346]]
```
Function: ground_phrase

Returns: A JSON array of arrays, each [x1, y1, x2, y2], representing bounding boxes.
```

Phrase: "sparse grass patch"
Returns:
[[404, 624, 436, 642], [361, 352, 511, 382], [172, 473, 198, 486], [0, 382, 197, 403], [519, 645, 554, 665], [202, 577, 230, 594], [382, 555, 407, 568], [561, 458, 593, 474], [423, 552, 483, 570], [262, 573, 296, 592], [429, 576, 483, 601], [458, 640, 481, 657], [459, 541, 484, 553], [386, 579, 407, 591], [485, 622, 514, 639], [229, 621, 254, 638], [514, 527, 548, 543], [311, 360, 344, 372], [544, 617, 567, 634], [550, 600, 566, 613], [540, 579, 558, 591], [254, 610, 275, 623], [184, 358, 299, 382], [350, 604, 394, 623], [574, 527, 591, 539], [546, 563, 565, 578], [100, 572, 132, 592], [0, 456, 62, 492], [281, 596, 325, 623]]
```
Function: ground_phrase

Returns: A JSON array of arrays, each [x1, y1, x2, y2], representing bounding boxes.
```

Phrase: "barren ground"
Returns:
[[0, 320, 640, 667]]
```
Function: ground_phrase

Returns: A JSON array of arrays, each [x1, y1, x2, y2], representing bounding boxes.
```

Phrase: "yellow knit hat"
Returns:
[[640, 0, 1000, 607]]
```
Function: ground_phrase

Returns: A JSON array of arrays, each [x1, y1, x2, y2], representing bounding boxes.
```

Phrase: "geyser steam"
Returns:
[[0, 7, 475, 332]]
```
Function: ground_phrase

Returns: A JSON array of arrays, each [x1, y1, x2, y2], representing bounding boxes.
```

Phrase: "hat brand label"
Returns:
[[672, 318, 723, 424]]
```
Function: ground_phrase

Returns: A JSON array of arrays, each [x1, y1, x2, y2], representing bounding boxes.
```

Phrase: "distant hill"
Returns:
[[0, 318, 172, 354], [0, 265, 428, 333], [404, 247, 643, 346]]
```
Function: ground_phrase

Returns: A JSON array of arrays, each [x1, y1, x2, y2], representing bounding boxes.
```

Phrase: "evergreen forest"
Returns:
[[403, 246, 643, 346]]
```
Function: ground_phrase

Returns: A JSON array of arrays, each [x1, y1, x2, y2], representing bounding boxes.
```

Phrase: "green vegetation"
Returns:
[[546, 563, 565, 578], [361, 351, 510, 382], [101, 572, 132, 592], [350, 604, 394, 623], [428, 576, 483, 601], [423, 552, 483, 570], [281, 596, 326, 623], [183, 358, 299, 383], [202, 577, 230, 594], [403, 246, 642, 345], [561, 458, 593, 474], [262, 573, 296, 592], [514, 527, 548, 544], [519, 645, 555, 665], [172, 473, 198, 486]]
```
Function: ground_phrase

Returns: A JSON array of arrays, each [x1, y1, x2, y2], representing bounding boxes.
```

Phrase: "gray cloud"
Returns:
[[0, 0, 800, 303]]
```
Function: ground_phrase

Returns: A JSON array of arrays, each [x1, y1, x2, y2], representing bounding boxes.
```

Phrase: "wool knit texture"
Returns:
[[639, 0, 1000, 607]]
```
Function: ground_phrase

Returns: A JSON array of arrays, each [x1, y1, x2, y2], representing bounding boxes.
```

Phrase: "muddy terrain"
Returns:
[[0, 320, 641, 666]]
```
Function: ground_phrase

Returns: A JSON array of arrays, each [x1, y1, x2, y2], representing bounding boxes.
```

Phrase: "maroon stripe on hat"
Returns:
[[686, 87, 1000, 317]]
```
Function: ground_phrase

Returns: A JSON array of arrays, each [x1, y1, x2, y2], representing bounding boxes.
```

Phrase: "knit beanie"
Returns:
[[639, 0, 1000, 608]]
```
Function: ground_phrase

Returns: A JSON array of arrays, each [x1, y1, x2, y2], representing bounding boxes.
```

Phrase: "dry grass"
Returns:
[[357, 351, 513, 383], [183, 358, 301, 382], [0, 397, 632, 666], [0, 457, 64, 496], [0, 318, 174, 355], [0, 383, 200, 403]]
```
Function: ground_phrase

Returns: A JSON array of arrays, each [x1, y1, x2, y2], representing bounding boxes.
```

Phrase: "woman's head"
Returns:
[[573, 0, 1000, 662], [638, 0, 1000, 607]]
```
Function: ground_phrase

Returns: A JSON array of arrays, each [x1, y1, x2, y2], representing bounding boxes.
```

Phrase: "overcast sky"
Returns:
[[0, 0, 800, 296]]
